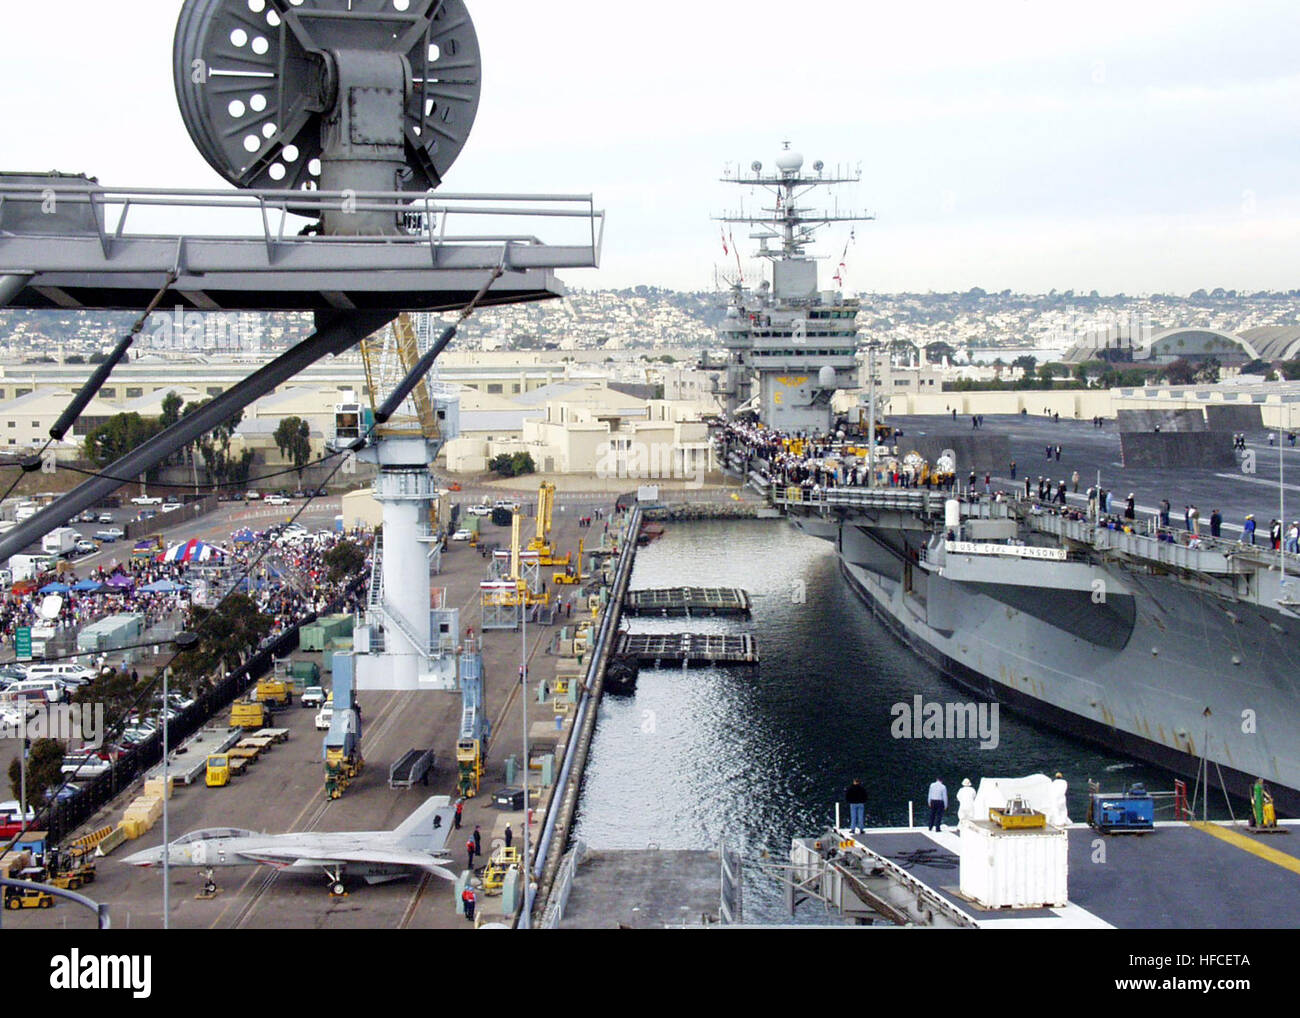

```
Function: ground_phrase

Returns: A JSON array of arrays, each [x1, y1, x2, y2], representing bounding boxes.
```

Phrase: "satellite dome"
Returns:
[[818, 364, 836, 388], [776, 148, 804, 173]]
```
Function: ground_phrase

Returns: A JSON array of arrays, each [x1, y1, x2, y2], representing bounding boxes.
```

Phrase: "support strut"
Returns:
[[0, 309, 395, 563]]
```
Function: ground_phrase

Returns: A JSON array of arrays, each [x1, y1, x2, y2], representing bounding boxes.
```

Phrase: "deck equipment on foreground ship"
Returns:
[[705, 144, 872, 435]]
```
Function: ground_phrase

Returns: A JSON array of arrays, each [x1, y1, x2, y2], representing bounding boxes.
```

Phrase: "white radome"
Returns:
[[775, 149, 804, 173]]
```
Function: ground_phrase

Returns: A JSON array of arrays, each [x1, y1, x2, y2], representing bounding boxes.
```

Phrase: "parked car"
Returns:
[[97, 512, 114, 524], [60, 753, 116, 779], [160, 501, 183, 513], [74, 539, 98, 555], [451, 529, 472, 541], [466, 504, 492, 517], [264, 494, 290, 506], [94, 528, 124, 541], [301, 686, 327, 709], [244, 490, 261, 500], [130, 496, 162, 506]]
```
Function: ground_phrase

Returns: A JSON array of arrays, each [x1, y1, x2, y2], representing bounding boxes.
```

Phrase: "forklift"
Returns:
[[5, 882, 53, 909]]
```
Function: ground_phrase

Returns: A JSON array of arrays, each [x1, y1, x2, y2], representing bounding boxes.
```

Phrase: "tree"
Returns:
[[8, 738, 64, 804], [1011, 354, 1038, 374], [1194, 357, 1221, 384], [173, 594, 272, 690], [72, 669, 140, 723], [182, 400, 248, 493], [1161, 358, 1197, 386], [1278, 359, 1300, 381], [84, 413, 164, 469], [488, 451, 536, 478], [160, 391, 184, 427], [1240, 358, 1273, 377], [323, 540, 366, 583], [65, 355, 85, 365], [273, 416, 312, 479]]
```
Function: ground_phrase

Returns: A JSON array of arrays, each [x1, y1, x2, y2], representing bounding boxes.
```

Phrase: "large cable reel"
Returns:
[[174, 0, 481, 232]]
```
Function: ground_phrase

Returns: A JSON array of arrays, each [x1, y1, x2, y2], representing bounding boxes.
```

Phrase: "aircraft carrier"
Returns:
[[708, 146, 1300, 816]]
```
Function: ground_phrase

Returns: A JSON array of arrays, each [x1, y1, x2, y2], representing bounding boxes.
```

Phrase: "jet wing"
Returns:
[[240, 844, 455, 877]]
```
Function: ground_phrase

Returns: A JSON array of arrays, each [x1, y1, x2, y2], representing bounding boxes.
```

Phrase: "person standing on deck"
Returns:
[[845, 779, 868, 834], [927, 778, 948, 832], [1210, 509, 1222, 538], [1271, 518, 1282, 550], [1160, 499, 1171, 528], [1071, 470, 1079, 493], [1243, 515, 1256, 545]]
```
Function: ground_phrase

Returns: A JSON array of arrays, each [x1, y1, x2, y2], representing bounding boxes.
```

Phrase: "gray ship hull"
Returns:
[[795, 514, 1300, 815]]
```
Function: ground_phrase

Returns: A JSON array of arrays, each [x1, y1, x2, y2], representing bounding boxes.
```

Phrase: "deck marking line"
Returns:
[[1190, 821, 1300, 876]]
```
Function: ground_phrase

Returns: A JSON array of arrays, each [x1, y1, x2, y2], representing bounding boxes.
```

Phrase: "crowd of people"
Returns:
[[716, 415, 1300, 557], [0, 525, 374, 661]]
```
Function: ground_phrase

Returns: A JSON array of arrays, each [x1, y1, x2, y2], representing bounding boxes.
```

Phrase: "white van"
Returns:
[[24, 663, 96, 686], [4, 679, 66, 704]]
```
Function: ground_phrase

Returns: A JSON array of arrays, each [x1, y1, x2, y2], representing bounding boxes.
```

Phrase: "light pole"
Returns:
[[519, 582, 531, 928], [162, 664, 170, 929]]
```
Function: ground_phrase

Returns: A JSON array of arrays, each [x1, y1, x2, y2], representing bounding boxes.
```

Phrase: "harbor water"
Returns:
[[573, 517, 1221, 922]]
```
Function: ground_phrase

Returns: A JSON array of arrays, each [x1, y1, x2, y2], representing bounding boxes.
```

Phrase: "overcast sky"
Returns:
[[1, 0, 1297, 295]]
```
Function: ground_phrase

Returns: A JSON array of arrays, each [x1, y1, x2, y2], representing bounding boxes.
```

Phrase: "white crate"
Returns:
[[959, 820, 1068, 909]]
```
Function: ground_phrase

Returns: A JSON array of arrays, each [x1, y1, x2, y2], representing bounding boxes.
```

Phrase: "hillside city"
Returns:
[[2, 288, 1299, 364]]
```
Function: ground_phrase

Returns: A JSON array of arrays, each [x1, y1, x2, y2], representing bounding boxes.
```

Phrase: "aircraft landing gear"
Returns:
[[324, 867, 347, 897], [196, 869, 220, 900]]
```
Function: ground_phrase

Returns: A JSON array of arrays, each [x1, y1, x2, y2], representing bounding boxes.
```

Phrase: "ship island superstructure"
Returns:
[[704, 144, 871, 434]]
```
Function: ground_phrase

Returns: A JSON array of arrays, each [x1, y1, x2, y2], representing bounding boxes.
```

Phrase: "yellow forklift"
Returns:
[[553, 538, 584, 586], [4, 884, 52, 909]]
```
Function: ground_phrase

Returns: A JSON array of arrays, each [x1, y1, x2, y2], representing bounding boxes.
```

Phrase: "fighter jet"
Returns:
[[123, 795, 458, 895]]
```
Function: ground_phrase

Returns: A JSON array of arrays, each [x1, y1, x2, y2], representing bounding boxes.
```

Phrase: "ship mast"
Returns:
[[712, 142, 874, 435]]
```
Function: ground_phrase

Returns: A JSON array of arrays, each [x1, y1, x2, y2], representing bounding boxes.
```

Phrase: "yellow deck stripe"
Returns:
[[1190, 821, 1300, 876]]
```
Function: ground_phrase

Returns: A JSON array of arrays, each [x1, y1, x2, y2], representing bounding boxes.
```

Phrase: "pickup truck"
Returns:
[[94, 528, 124, 542], [130, 496, 163, 506], [301, 686, 327, 709]]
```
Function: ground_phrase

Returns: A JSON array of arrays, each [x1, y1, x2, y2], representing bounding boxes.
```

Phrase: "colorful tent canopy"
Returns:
[[160, 539, 227, 563], [71, 579, 102, 592], [38, 582, 71, 594]]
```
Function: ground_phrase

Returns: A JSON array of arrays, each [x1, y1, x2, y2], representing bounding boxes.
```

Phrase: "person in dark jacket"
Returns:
[[845, 779, 868, 833]]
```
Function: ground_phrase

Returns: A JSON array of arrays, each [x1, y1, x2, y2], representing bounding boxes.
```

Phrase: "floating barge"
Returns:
[[613, 632, 759, 668], [624, 587, 752, 618]]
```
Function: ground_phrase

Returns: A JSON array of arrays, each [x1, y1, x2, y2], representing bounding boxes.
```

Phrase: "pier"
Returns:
[[613, 632, 759, 668], [624, 586, 752, 617]]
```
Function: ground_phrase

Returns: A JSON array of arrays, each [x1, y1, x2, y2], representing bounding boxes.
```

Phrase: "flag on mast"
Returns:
[[832, 228, 855, 287], [721, 227, 729, 256]]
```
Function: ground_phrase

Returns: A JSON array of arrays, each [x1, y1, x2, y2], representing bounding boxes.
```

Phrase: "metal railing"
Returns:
[[0, 182, 605, 269], [537, 839, 586, 929]]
